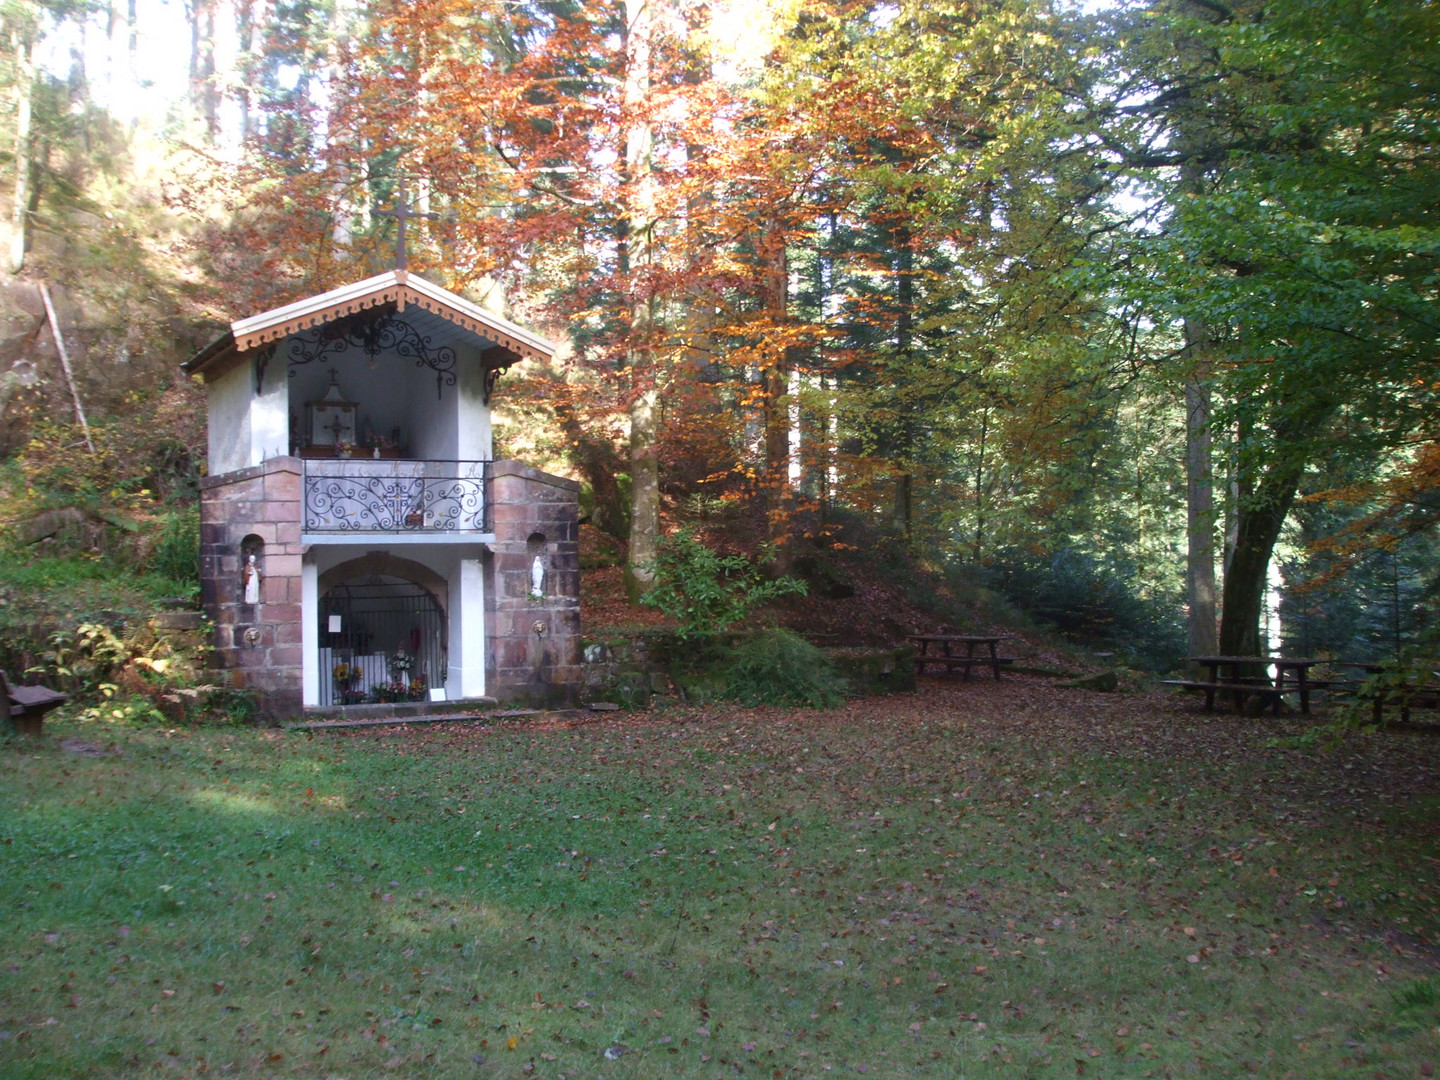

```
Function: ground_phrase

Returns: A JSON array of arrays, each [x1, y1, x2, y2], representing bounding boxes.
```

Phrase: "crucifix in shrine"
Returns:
[[306, 370, 357, 448], [375, 178, 438, 271]]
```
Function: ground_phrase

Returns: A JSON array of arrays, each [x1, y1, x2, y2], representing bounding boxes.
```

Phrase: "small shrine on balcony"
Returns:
[[182, 268, 582, 718]]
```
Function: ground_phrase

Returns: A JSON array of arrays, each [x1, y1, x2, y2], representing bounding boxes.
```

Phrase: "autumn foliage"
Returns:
[[180, 0, 1440, 657]]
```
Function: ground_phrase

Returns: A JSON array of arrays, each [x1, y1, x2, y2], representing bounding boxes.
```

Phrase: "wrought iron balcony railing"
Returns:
[[302, 459, 490, 534]]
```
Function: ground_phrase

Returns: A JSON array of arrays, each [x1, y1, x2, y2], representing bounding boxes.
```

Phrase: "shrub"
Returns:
[[640, 528, 807, 639], [17, 384, 204, 507], [149, 507, 200, 594], [717, 628, 847, 709]]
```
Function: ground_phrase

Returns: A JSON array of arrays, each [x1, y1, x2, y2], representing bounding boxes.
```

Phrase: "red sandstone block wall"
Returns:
[[198, 457, 583, 717], [199, 458, 306, 718], [486, 461, 582, 707]]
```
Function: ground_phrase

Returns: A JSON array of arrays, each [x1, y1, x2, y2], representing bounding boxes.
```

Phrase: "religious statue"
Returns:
[[242, 554, 262, 604], [530, 555, 546, 599]]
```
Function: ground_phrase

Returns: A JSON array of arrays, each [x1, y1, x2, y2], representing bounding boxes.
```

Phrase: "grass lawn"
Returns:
[[3, 679, 1439, 1079]]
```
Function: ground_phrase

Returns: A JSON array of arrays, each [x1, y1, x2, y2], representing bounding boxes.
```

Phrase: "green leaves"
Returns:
[[716, 628, 846, 709], [638, 528, 807, 639]]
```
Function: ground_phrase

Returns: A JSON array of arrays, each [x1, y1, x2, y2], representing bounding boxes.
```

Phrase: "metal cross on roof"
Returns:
[[375, 178, 438, 271]]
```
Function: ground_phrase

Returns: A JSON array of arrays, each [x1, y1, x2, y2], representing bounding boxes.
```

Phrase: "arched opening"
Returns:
[[317, 554, 448, 707], [239, 533, 265, 605], [527, 532, 547, 598]]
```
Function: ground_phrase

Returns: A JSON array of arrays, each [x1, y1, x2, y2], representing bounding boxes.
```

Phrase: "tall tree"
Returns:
[[4, 0, 43, 272], [1092, 0, 1440, 655], [3, 0, 91, 273], [620, 0, 661, 597], [800, 0, 1141, 561], [238, 0, 875, 589]]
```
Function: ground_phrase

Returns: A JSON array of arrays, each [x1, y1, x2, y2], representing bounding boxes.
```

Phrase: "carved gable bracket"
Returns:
[[254, 343, 277, 394], [481, 346, 521, 405]]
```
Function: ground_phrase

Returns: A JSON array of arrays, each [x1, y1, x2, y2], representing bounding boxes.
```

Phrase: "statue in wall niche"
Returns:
[[530, 555, 546, 599], [242, 554, 263, 604]]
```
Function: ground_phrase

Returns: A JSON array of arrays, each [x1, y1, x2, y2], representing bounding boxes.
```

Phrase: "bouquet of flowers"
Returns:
[[375, 680, 411, 703], [408, 678, 428, 701], [389, 649, 414, 679], [332, 662, 357, 687]]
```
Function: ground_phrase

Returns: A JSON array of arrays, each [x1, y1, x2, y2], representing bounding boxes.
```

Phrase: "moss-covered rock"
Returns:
[[1059, 670, 1119, 692], [825, 645, 916, 696]]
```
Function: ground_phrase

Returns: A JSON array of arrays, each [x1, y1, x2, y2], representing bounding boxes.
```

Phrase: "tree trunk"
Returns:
[[1217, 447, 1306, 657], [553, 383, 628, 541], [621, 0, 659, 599], [0, 369, 20, 446], [972, 403, 989, 564], [626, 388, 660, 600], [235, 0, 255, 139], [890, 218, 915, 540], [1223, 417, 1249, 579], [1184, 318, 1218, 663], [761, 219, 793, 573], [188, 0, 219, 141], [814, 211, 839, 514], [8, 28, 36, 274], [212, 0, 242, 153], [1174, 142, 1221, 663]]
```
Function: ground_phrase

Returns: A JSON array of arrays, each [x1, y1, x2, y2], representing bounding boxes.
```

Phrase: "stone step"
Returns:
[[287, 707, 548, 731]]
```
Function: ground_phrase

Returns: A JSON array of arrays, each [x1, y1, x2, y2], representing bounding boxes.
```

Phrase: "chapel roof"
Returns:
[[182, 270, 556, 379]]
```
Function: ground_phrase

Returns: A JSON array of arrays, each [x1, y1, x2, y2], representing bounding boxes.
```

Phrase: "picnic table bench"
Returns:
[[1334, 662, 1440, 724], [1, 669, 68, 736], [908, 634, 1014, 680], [1164, 655, 1330, 715]]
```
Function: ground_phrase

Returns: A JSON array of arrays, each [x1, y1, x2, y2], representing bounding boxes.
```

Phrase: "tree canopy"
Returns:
[[2, 0, 1436, 665]]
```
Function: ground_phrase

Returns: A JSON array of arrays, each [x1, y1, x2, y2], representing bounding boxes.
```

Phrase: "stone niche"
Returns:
[[199, 457, 305, 718], [486, 461, 582, 707]]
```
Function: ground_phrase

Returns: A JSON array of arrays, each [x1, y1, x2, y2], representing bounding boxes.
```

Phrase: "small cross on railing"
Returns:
[[375, 178, 438, 271]]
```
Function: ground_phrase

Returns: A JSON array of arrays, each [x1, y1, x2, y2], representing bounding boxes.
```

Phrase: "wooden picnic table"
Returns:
[[1168, 655, 1324, 715], [908, 634, 1009, 680], [1334, 661, 1440, 724], [1, 669, 68, 736]]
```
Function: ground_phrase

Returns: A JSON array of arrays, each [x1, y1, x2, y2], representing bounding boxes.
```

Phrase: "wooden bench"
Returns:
[[915, 656, 1017, 676], [1335, 666, 1440, 724], [1163, 678, 1271, 711], [1398, 687, 1440, 722], [1, 669, 68, 736], [1174, 656, 1330, 715], [1347, 684, 1440, 724], [1164, 675, 1351, 714]]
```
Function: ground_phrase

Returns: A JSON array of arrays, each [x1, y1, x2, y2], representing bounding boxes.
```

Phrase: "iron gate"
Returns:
[[317, 579, 446, 707]]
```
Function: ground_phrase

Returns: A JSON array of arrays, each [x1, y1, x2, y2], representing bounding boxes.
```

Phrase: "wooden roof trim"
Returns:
[[234, 286, 401, 350], [227, 270, 557, 361], [392, 286, 551, 362], [182, 329, 239, 375]]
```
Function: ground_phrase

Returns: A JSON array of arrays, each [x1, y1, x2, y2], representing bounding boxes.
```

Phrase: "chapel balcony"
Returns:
[[301, 458, 491, 535]]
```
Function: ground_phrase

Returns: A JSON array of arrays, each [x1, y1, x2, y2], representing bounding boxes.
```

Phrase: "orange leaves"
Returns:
[[1302, 435, 1440, 581]]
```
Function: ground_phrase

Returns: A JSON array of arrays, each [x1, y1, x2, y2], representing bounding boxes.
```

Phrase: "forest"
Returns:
[[1, 0, 1437, 671]]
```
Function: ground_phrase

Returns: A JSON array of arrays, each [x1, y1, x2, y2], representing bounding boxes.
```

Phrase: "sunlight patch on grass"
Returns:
[[188, 786, 283, 815]]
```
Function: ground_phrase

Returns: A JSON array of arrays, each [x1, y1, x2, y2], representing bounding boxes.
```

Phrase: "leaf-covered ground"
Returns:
[[4, 678, 1440, 1079]]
